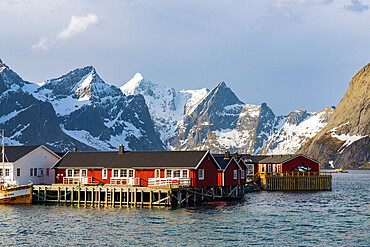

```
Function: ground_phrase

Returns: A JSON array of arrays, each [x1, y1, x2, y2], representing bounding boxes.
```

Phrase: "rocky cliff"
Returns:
[[299, 63, 370, 169]]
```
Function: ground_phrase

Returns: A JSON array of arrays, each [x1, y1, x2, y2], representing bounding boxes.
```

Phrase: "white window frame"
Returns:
[[128, 169, 134, 178], [33, 168, 38, 177], [121, 169, 128, 178], [182, 170, 188, 178], [173, 170, 181, 178], [198, 169, 204, 180], [81, 169, 87, 177], [155, 169, 161, 178], [102, 169, 108, 179], [5, 168, 10, 177], [241, 170, 245, 179], [73, 169, 80, 177], [66, 169, 73, 177], [165, 170, 173, 178], [112, 169, 119, 178], [233, 170, 237, 180]]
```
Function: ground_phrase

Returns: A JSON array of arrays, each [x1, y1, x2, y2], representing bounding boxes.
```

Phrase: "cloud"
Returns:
[[32, 13, 99, 52], [344, 0, 369, 13]]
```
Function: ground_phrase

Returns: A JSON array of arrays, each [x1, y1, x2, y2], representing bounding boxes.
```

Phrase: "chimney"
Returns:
[[118, 144, 124, 154], [225, 151, 230, 159], [233, 152, 239, 160], [73, 148, 77, 152]]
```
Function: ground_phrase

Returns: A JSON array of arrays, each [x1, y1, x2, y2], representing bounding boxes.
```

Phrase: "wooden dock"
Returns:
[[32, 184, 247, 207], [256, 172, 332, 191]]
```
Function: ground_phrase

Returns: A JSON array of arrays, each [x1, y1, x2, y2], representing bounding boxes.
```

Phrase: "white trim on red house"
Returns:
[[195, 150, 222, 170]]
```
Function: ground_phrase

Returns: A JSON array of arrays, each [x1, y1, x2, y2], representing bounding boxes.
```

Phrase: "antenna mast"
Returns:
[[1, 130, 4, 183]]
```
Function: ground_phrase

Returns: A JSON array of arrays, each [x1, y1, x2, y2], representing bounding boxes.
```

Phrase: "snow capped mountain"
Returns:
[[0, 60, 164, 152], [259, 107, 335, 154], [0, 58, 336, 156], [120, 73, 208, 147]]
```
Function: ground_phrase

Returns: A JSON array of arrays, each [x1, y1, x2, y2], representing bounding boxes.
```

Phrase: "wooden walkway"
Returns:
[[33, 184, 247, 207]]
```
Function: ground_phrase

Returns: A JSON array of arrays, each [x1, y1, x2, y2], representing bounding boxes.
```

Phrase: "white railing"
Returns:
[[148, 178, 191, 187], [63, 177, 92, 185], [110, 177, 140, 186]]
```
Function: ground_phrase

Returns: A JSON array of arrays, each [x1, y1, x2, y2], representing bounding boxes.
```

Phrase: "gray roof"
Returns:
[[212, 155, 232, 170], [239, 154, 259, 164], [53, 150, 209, 169], [258, 154, 297, 164], [0, 146, 41, 162]]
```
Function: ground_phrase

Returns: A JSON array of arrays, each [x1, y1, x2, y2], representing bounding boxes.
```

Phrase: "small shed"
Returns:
[[213, 153, 244, 186]]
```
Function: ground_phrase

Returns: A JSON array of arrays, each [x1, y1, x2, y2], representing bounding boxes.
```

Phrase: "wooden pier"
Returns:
[[256, 172, 332, 191], [32, 184, 247, 207]]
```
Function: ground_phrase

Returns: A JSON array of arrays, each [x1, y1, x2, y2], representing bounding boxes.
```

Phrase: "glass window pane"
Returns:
[[166, 170, 172, 178], [74, 169, 80, 177], [182, 170, 188, 178], [128, 170, 134, 178], [174, 170, 181, 178]]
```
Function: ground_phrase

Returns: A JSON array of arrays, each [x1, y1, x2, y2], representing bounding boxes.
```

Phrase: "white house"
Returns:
[[0, 145, 61, 185]]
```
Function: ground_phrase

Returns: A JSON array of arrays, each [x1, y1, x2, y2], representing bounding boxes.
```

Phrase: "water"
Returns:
[[0, 170, 369, 246]]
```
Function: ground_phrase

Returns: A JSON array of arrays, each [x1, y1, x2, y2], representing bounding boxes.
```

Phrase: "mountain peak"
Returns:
[[120, 72, 149, 95]]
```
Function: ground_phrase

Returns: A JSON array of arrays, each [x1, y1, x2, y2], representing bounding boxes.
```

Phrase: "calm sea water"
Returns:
[[0, 170, 369, 246]]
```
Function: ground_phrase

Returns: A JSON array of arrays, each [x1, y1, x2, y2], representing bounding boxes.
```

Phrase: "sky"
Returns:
[[0, 0, 369, 115]]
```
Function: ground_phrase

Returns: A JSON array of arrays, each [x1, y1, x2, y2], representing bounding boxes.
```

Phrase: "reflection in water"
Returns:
[[0, 170, 369, 246]]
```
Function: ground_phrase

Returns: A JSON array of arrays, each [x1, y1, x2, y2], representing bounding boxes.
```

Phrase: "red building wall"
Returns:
[[135, 169, 155, 187], [192, 154, 219, 187], [282, 156, 319, 173], [223, 160, 241, 186]]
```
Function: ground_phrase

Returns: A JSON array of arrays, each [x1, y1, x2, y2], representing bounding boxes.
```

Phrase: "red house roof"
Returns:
[[53, 150, 220, 169]]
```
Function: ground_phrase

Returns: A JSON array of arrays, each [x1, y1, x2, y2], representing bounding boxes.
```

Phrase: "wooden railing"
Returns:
[[110, 178, 140, 186], [253, 171, 331, 179], [148, 178, 191, 187], [63, 177, 92, 185]]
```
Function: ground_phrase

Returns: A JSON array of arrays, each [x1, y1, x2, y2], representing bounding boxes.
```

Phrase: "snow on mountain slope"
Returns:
[[260, 107, 335, 154], [120, 73, 208, 146]]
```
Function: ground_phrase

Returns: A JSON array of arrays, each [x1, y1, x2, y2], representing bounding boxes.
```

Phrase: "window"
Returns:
[[233, 170, 237, 179], [81, 169, 87, 177], [247, 165, 254, 174], [16, 168, 21, 177], [29, 168, 33, 176], [246, 159, 253, 163], [73, 169, 80, 177], [33, 168, 38, 177], [173, 170, 181, 178], [0, 169, 2, 176], [241, 170, 245, 179], [166, 170, 172, 178], [113, 169, 119, 178], [39, 168, 44, 176], [102, 169, 107, 179], [128, 170, 134, 178], [268, 164, 271, 173], [155, 169, 160, 178], [182, 170, 188, 178], [67, 169, 73, 177], [198, 169, 204, 180], [5, 168, 10, 177], [122, 169, 127, 178]]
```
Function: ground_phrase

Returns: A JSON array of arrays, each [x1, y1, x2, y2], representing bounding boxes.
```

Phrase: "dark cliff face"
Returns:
[[299, 63, 370, 169]]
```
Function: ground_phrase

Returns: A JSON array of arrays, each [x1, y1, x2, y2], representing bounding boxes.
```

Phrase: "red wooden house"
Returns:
[[213, 153, 245, 186], [52, 147, 220, 188], [256, 154, 320, 175]]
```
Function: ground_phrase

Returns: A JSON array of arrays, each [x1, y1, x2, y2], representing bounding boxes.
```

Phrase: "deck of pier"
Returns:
[[33, 184, 247, 207]]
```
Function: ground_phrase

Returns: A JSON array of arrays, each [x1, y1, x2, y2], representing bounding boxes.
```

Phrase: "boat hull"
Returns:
[[0, 185, 33, 204]]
